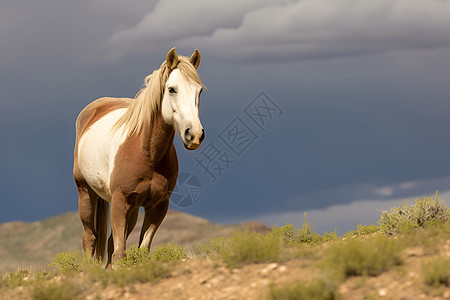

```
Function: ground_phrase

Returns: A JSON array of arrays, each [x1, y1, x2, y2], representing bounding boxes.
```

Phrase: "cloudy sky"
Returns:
[[1, 0, 449, 234]]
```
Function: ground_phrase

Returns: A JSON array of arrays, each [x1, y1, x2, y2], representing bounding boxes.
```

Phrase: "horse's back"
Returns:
[[75, 97, 131, 142]]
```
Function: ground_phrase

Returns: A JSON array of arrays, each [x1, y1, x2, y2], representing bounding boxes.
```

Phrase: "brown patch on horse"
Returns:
[[110, 112, 178, 207], [108, 112, 178, 261]]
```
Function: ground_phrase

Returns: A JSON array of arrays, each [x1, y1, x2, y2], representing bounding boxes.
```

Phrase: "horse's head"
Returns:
[[162, 48, 205, 150]]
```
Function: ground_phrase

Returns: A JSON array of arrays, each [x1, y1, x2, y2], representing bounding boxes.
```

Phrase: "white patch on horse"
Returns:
[[78, 108, 128, 201], [162, 69, 203, 149]]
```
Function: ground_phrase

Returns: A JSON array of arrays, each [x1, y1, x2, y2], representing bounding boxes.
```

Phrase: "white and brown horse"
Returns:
[[73, 48, 205, 265]]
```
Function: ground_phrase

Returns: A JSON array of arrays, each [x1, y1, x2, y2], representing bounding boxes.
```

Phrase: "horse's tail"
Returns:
[[94, 198, 109, 263]]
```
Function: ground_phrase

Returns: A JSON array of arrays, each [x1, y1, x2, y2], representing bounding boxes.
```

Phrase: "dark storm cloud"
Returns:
[[0, 0, 158, 66], [105, 0, 299, 60], [107, 0, 450, 62]]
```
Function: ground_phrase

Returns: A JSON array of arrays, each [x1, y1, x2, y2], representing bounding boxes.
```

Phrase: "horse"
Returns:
[[73, 48, 205, 266]]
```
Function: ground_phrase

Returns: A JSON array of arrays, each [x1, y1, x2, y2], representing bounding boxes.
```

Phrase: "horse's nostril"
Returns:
[[184, 128, 193, 142], [200, 129, 205, 142]]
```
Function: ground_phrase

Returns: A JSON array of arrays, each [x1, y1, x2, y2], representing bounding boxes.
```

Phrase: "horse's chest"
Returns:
[[110, 154, 174, 208]]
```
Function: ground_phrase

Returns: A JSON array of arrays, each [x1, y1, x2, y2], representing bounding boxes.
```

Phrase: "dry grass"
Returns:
[[220, 231, 280, 268], [267, 279, 338, 300], [321, 235, 404, 279], [422, 256, 450, 287]]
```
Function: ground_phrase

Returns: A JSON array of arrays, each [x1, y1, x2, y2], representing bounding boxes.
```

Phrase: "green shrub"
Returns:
[[198, 236, 232, 256], [344, 224, 380, 238], [151, 242, 187, 262], [49, 251, 99, 273], [379, 190, 450, 235], [271, 215, 323, 246], [422, 257, 450, 287], [221, 231, 280, 268], [267, 278, 338, 300], [120, 245, 152, 266], [2, 269, 30, 289], [0, 270, 57, 293], [401, 220, 450, 254], [117, 242, 187, 266], [322, 235, 403, 279], [323, 229, 339, 242]]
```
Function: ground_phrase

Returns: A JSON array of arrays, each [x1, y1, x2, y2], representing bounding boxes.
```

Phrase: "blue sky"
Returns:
[[1, 0, 449, 234]]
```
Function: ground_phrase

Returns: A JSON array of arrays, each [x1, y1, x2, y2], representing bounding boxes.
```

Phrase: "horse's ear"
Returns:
[[189, 49, 201, 69], [166, 47, 179, 70]]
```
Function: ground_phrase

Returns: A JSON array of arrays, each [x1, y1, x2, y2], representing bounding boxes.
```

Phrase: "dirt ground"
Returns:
[[3, 235, 449, 300], [89, 245, 449, 300]]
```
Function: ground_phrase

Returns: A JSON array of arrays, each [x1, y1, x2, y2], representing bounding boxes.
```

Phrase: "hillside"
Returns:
[[1, 193, 449, 300], [1, 219, 449, 299], [0, 210, 269, 271]]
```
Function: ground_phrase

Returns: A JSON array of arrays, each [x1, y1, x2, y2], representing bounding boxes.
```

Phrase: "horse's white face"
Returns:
[[162, 69, 204, 150]]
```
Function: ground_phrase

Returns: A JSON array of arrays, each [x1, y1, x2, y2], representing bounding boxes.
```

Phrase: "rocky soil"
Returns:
[[88, 240, 449, 300]]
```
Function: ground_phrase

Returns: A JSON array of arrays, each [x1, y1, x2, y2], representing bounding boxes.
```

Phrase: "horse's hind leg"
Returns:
[[76, 182, 97, 257], [139, 200, 169, 250]]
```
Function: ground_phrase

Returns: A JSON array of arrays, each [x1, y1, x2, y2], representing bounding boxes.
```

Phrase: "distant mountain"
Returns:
[[0, 210, 269, 271]]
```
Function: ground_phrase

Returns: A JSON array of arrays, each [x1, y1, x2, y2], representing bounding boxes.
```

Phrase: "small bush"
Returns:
[[271, 215, 322, 246], [379, 190, 450, 235], [49, 251, 99, 273], [198, 236, 232, 256], [344, 224, 380, 238], [322, 235, 403, 279], [120, 245, 152, 266], [323, 229, 339, 242], [422, 257, 450, 287], [267, 278, 338, 300], [221, 231, 280, 268], [2, 269, 30, 289], [402, 220, 450, 254], [151, 242, 187, 262]]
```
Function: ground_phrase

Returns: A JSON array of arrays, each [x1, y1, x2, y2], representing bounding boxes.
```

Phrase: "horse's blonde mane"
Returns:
[[113, 56, 204, 136]]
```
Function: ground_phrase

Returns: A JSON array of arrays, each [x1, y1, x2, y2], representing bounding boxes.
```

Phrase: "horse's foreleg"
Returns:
[[77, 184, 97, 258], [139, 199, 169, 250], [110, 194, 133, 264], [105, 206, 138, 267], [127, 207, 139, 238]]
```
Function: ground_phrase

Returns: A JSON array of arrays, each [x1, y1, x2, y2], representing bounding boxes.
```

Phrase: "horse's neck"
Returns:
[[140, 112, 175, 164]]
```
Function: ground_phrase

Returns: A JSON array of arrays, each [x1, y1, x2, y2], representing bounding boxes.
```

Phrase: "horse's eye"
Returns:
[[168, 87, 176, 94]]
